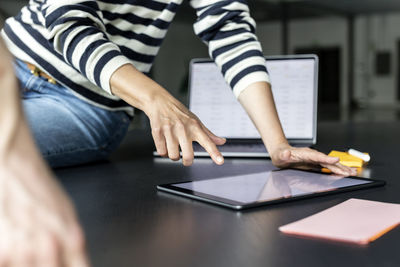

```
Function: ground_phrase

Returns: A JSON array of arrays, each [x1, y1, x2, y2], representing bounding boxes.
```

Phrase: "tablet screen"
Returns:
[[172, 170, 372, 204]]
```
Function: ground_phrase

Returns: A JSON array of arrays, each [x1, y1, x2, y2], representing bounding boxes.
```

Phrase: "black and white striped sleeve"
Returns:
[[190, 0, 270, 98], [40, 0, 132, 94]]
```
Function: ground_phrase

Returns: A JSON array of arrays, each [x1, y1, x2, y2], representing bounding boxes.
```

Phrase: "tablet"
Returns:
[[157, 169, 385, 210]]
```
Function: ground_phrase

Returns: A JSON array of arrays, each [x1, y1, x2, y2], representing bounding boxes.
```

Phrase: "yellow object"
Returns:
[[328, 150, 369, 168], [321, 167, 363, 175]]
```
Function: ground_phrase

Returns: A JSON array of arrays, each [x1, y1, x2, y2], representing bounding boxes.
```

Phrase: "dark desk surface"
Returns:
[[55, 122, 400, 267]]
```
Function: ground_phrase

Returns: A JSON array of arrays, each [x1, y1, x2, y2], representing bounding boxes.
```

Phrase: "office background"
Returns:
[[2, 0, 400, 122]]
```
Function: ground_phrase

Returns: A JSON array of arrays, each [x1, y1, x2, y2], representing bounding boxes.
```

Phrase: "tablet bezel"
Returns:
[[157, 170, 386, 210]]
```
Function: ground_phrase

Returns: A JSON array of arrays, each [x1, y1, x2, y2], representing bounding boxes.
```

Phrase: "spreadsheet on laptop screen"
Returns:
[[189, 58, 316, 139]]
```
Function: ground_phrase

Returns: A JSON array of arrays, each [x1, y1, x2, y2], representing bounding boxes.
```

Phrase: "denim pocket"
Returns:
[[14, 59, 34, 92]]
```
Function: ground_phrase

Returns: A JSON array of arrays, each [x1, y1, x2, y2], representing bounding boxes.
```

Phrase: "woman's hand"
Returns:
[[238, 81, 357, 176], [111, 64, 226, 166], [0, 36, 90, 267], [0, 110, 90, 267], [145, 89, 226, 166], [270, 143, 357, 176]]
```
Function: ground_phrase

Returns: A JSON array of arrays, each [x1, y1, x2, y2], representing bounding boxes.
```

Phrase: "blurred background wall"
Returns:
[[2, 0, 400, 122]]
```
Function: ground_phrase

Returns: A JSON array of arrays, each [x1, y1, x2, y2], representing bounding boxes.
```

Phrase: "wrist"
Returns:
[[266, 141, 292, 167], [266, 140, 290, 157], [110, 64, 165, 112]]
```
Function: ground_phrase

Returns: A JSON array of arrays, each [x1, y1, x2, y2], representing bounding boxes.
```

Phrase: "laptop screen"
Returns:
[[189, 56, 317, 141]]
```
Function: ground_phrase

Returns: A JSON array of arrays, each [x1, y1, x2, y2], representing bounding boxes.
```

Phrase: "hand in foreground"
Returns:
[[0, 163, 90, 267], [146, 89, 226, 166], [0, 36, 90, 267], [270, 144, 357, 176]]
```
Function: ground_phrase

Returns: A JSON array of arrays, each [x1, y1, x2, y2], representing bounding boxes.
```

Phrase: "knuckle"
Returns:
[[151, 127, 162, 135], [175, 121, 185, 131], [162, 123, 172, 131], [210, 144, 219, 152], [160, 119, 173, 130], [189, 118, 200, 128], [205, 141, 217, 152], [208, 148, 218, 156]]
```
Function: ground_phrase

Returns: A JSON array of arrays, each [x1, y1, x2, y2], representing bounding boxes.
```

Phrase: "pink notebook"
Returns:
[[279, 198, 400, 245]]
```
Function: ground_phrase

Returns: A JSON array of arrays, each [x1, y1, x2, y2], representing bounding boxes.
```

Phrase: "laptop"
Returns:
[[154, 54, 319, 158]]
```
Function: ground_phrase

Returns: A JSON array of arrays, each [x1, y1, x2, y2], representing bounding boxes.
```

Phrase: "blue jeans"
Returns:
[[14, 60, 131, 168]]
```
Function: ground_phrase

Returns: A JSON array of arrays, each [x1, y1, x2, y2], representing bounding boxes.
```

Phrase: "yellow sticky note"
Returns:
[[328, 150, 364, 168]]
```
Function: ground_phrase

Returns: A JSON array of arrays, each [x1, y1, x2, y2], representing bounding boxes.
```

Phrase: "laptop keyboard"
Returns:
[[193, 142, 267, 153]]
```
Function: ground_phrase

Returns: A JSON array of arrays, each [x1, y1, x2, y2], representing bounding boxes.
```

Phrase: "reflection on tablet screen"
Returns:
[[174, 170, 371, 203]]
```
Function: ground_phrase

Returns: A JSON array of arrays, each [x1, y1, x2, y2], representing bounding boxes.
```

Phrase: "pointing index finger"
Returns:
[[195, 132, 224, 165]]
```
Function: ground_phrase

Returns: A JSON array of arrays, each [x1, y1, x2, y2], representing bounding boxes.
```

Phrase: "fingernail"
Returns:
[[217, 156, 224, 163]]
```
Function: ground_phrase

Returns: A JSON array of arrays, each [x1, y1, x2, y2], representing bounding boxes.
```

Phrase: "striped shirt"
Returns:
[[2, 0, 270, 115]]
